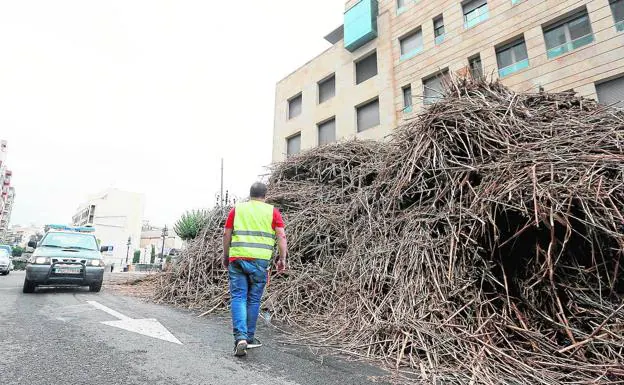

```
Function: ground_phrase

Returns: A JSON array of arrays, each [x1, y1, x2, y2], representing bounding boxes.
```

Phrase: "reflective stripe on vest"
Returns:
[[229, 201, 276, 260]]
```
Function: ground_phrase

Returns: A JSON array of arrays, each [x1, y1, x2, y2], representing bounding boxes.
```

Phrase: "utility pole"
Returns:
[[220, 158, 224, 206], [161, 225, 168, 264], [125, 236, 131, 265]]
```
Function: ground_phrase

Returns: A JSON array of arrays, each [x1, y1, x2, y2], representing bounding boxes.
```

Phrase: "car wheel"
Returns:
[[23, 278, 36, 293], [89, 281, 103, 293]]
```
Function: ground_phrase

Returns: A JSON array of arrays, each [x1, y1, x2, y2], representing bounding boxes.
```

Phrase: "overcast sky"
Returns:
[[0, 0, 343, 228]]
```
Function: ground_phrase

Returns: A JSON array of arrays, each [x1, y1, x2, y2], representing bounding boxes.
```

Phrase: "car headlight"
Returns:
[[90, 259, 104, 267], [34, 257, 51, 265]]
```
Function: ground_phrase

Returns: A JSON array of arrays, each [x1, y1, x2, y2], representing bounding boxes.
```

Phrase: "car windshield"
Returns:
[[40, 232, 98, 250], [0, 249, 9, 261]]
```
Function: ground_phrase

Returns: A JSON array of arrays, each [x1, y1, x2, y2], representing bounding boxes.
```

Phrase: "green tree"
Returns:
[[150, 245, 156, 264], [132, 250, 141, 264], [12, 246, 24, 257], [174, 210, 209, 241]]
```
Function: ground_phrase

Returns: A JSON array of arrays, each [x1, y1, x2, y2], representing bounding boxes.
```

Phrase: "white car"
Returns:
[[0, 249, 12, 275]]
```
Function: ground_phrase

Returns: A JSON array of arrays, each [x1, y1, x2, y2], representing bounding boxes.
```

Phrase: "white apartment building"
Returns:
[[0, 140, 15, 241], [139, 221, 184, 264], [72, 188, 145, 271], [5, 224, 43, 248]]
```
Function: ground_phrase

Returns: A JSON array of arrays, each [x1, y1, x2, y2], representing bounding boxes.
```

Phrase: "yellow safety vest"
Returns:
[[229, 201, 276, 260]]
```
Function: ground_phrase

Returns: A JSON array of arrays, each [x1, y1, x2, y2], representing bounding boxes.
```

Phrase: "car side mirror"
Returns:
[[28, 241, 37, 248], [100, 246, 108, 253]]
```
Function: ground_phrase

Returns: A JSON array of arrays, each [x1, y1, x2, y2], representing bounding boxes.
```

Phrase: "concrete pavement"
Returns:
[[0, 271, 389, 385]]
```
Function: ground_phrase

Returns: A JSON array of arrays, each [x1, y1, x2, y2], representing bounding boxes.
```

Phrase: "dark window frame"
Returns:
[[317, 117, 337, 146], [287, 93, 302, 120], [286, 132, 302, 157], [318, 74, 336, 104], [355, 51, 378, 85], [356, 98, 380, 132]]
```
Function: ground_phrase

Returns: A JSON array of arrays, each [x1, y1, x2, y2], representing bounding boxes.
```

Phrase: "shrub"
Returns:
[[174, 210, 209, 241], [132, 250, 141, 264]]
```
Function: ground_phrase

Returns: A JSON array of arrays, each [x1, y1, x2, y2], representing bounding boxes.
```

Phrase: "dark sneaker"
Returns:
[[234, 340, 247, 356], [247, 338, 262, 349]]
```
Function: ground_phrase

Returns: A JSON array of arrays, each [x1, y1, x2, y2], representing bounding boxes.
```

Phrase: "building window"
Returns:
[[543, 10, 594, 59], [434, 16, 445, 45], [610, 0, 624, 32], [402, 85, 413, 113], [423, 70, 449, 105], [286, 133, 301, 156], [469, 55, 483, 79], [397, 0, 407, 14], [356, 98, 380, 132], [400, 29, 423, 61], [318, 75, 335, 104], [463, 0, 489, 29], [88, 205, 96, 223], [496, 37, 529, 77], [511, 0, 523, 4], [318, 118, 336, 145], [596, 75, 624, 109], [355, 51, 378, 85], [288, 94, 302, 119]]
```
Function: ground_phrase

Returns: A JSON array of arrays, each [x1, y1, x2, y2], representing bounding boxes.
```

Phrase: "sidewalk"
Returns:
[[104, 271, 154, 285]]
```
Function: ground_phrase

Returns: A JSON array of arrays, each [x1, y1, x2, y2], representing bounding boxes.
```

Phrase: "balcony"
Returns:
[[546, 34, 594, 59], [344, 0, 378, 52], [498, 59, 529, 78]]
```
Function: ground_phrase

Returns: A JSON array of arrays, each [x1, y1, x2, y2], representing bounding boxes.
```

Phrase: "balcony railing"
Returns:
[[400, 46, 423, 62], [498, 58, 529, 78], [546, 34, 594, 59]]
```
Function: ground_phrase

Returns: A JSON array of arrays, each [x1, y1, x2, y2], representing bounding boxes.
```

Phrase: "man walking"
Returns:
[[223, 182, 287, 357]]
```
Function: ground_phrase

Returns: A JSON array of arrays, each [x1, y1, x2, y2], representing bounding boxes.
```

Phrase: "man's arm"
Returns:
[[222, 208, 235, 268], [275, 227, 287, 272], [223, 228, 232, 268]]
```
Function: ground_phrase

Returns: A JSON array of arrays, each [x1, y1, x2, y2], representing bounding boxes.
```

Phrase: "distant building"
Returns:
[[4, 224, 42, 248], [72, 188, 145, 271], [139, 221, 183, 264], [0, 140, 15, 241], [273, 0, 624, 161]]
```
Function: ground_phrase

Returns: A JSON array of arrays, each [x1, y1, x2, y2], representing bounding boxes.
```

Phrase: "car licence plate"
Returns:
[[55, 267, 81, 274]]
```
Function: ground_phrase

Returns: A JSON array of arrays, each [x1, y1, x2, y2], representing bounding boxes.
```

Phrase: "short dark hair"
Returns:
[[250, 182, 268, 199]]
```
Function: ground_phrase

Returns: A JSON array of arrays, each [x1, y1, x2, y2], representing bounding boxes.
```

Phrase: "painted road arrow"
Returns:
[[87, 300, 182, 345]]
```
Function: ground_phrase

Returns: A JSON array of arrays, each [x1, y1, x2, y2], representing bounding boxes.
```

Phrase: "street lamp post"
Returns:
[[160, 225, 168, 264], [125, 236, 131, 265]]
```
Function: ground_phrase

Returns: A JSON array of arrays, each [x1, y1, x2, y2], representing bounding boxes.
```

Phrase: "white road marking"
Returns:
[[101, 319, 182, 345], [87, 300, 182, 345], [87, 300, 130, 320]]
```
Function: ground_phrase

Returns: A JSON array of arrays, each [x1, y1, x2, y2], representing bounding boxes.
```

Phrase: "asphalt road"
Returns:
[[0, 271, 389, 385]]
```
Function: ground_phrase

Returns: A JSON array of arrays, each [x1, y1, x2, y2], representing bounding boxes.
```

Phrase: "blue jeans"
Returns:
[[228, 259, 269, 343]]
